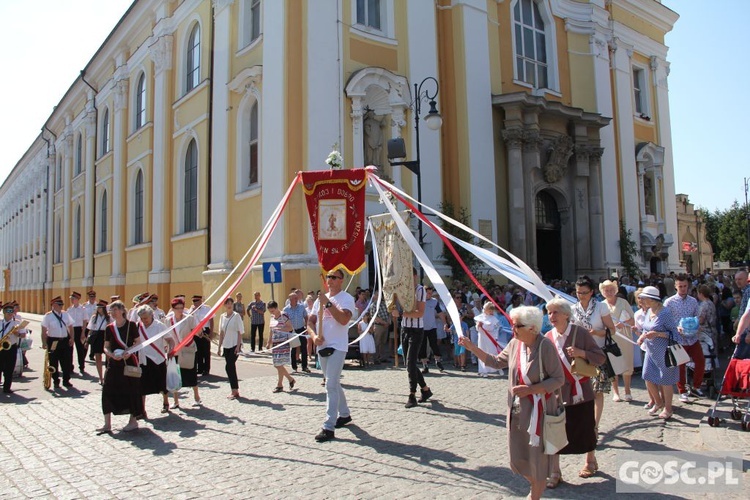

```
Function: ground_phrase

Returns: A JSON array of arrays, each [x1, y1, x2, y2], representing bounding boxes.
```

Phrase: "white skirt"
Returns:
[[359, 333, 376, 354]]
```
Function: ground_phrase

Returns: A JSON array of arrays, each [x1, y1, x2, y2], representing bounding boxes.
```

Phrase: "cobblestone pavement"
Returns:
[[1, 316, 748, 499]]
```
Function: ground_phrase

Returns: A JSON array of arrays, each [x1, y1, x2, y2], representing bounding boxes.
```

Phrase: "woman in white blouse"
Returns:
[[218, 297, 244, 400]]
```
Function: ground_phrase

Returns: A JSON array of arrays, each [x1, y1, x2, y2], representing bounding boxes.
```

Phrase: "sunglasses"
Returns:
[[326, 274, 342, 280]]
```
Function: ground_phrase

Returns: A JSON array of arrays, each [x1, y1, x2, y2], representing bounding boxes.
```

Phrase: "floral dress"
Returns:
[[641, 307, 679, 385], [270, 313, 292, 367]]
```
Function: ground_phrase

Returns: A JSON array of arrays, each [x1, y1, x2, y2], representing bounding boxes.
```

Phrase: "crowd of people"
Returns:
[[3, 266, 750, 499]]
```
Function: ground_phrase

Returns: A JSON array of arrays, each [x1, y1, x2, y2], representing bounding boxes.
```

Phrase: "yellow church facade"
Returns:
[[0, 0, 680, 313]]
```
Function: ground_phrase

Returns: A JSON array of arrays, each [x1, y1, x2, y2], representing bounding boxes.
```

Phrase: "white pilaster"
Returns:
[[149, 35, 173, 284], [111, 65, 128, 285], [612, 42, 640, 239], [458, 0, 496, 239], [83, 108, 96, 286], [207, 0, 234, 272], [261, 0, 286, 258], [306, 0, 341, 262], [61, 132, 72, 286], [407, 0, 442, 261]]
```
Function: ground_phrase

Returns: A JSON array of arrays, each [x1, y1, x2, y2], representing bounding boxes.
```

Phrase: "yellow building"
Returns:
[[675, 194, 713, 275], [0, 0, 680, 312]]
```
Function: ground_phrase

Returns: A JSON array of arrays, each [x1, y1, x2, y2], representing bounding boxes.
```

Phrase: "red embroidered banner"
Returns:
[[302, 169, 368, 274]]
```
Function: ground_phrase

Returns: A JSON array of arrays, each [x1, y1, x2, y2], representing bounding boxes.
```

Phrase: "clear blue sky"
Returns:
[[664, 0, 749, 212], [0, 0, 746, 213]]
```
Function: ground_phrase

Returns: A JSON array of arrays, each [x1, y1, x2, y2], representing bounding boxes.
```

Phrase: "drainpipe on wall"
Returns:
[[206, 1, 216, 271]]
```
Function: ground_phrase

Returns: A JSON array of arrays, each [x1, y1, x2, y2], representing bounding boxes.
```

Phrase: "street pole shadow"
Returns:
[[1, 390, 37, 404], [427, 400, 505, 425], [180, 405, 246, 425]]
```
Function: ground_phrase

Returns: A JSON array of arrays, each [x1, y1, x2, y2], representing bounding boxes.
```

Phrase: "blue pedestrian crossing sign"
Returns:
[[262, 262, 282, 284]]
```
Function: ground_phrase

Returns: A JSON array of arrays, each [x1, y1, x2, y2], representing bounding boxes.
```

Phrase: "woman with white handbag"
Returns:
[[459, 306, 564, 500], [636, 286, 679, 420], [600, 280, 636, 402]]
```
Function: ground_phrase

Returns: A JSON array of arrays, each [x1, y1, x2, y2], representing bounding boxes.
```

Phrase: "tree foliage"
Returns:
[[619, 221, 641, 278], [699, 201, 750, 262], [438, 201, 484, 280]]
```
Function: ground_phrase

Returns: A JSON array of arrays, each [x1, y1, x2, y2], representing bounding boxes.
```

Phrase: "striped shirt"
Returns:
[[402, 285, 426, 329], [248, 300, 266, 325]]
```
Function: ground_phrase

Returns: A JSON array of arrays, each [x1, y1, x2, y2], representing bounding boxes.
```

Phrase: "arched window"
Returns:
[[101, 108, 110, 155], [186, 24, 201, 92], [73, 205, 82, 258], [184, 140, 198, 232], [135, 73, 146, 130], [535, 191, 560, 229], [75, 133, 83, 175], [134, 170, 144, 244], [99, 190, 108, 253], [512, 0, 552, 90], [248, 101, 259, 187]]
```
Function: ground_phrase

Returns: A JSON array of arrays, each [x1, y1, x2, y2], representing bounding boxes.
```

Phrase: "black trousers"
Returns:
[[0, 344, 18, 392], [223, 348, 239, 390], [195, 331, 211, 375], [403, 327, 426, 393], [47, 337, 72, 384], [291, 327, 308, 371], [418, 328, 441, 360], [73, 326, 87, 372], [250, 323, 264, 351]]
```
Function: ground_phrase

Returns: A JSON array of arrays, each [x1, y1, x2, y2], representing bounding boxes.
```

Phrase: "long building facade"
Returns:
[[0, 0, 680, 312]]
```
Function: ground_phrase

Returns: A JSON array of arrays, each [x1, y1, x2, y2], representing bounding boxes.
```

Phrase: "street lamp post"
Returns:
[[745, 177, 750, 262], [387, 77, 442, 284]]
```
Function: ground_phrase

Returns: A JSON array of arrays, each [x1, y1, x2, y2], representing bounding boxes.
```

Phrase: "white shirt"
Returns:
[[66, 304, 87, 328], [166, 313, 198, 342], [137, 319, 169, 365], [152, 306, 167, 323], [312, 290, 356, 352], [1, 318, 26, 346], [87, 314, 109, 331], [474, 312, 500, 339], [82, 301, 98, 323], [573, 301, 611, 348], [41, 311, 74, 338], [220, 312, 244, 348], [192, 303, 212, 327]]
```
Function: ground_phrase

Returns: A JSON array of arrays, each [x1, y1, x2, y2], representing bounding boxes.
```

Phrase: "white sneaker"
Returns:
[[679, 393, 690, 403]]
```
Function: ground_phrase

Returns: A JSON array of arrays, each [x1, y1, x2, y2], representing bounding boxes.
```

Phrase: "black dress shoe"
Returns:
[[405, 394, 418, 408], [418, 388, 433, 403], [3, 389, 13, 394], [335, 415, 352, 428], [63, 381, 73, 388], [315, 429, 335, 442]]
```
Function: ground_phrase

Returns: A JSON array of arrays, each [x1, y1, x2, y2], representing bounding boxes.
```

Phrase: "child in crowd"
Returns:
[[358, 313, 376, 366]]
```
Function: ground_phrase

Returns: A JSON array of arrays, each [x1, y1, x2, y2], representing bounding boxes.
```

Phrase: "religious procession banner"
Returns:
[[301, 169, 368, 274], [370, 212, 415, 313]]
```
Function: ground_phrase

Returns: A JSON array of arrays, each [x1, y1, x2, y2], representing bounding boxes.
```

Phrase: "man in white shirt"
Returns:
[[67, 291, 89, 375], [308, 268, 356, 442], [41, 296, 75, 389]]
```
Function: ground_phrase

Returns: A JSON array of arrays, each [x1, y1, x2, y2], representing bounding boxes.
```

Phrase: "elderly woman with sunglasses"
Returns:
[[460, 306, 564, 500], [545, 297, 606, 485]]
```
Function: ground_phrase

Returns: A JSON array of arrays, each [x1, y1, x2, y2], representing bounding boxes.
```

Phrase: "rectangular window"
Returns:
[[633, 68, 647, 116], [356, 0, 381, 31], [514, 0, 548, 90]]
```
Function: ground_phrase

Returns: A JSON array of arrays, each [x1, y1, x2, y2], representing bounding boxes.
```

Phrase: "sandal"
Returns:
[[273, 386, 284, 393], [623, 393, 633, 402], [578, 463, 598, 478], [658, 410, 673, 420], [289, 378, 296, 390], [612, 393, 622, 402], [95, 427, 112, 436], [546, 473, 563, 489], [170, 402, 180, 410], [122, 422, 139, 432], [161, 404, 170, 414], [648, 405, 664, 416]]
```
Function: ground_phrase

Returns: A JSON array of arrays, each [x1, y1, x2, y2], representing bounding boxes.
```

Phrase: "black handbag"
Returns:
[[598, 329, 619, 379]]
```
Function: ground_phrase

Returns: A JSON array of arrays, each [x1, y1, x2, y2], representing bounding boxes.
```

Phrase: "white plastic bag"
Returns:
[[166, 358, 182, 393]]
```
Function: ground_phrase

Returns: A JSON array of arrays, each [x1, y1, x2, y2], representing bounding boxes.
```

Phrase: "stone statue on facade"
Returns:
[[542, 135, 573, 184], [363, 110, 384, 166]]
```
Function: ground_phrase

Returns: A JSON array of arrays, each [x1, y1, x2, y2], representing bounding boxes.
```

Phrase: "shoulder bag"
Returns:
[[602, 329, 626, 377], [539, 340, 568, 455], [569, 327, 599, 378], [665, 331, 690, 367], [122, 323, 142, 378]]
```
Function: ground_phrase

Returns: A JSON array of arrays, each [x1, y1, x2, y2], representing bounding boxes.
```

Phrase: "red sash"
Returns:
[[108, 322, 139, 366], [545, 331, 588, 401], [138, 322, 166, 360]]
